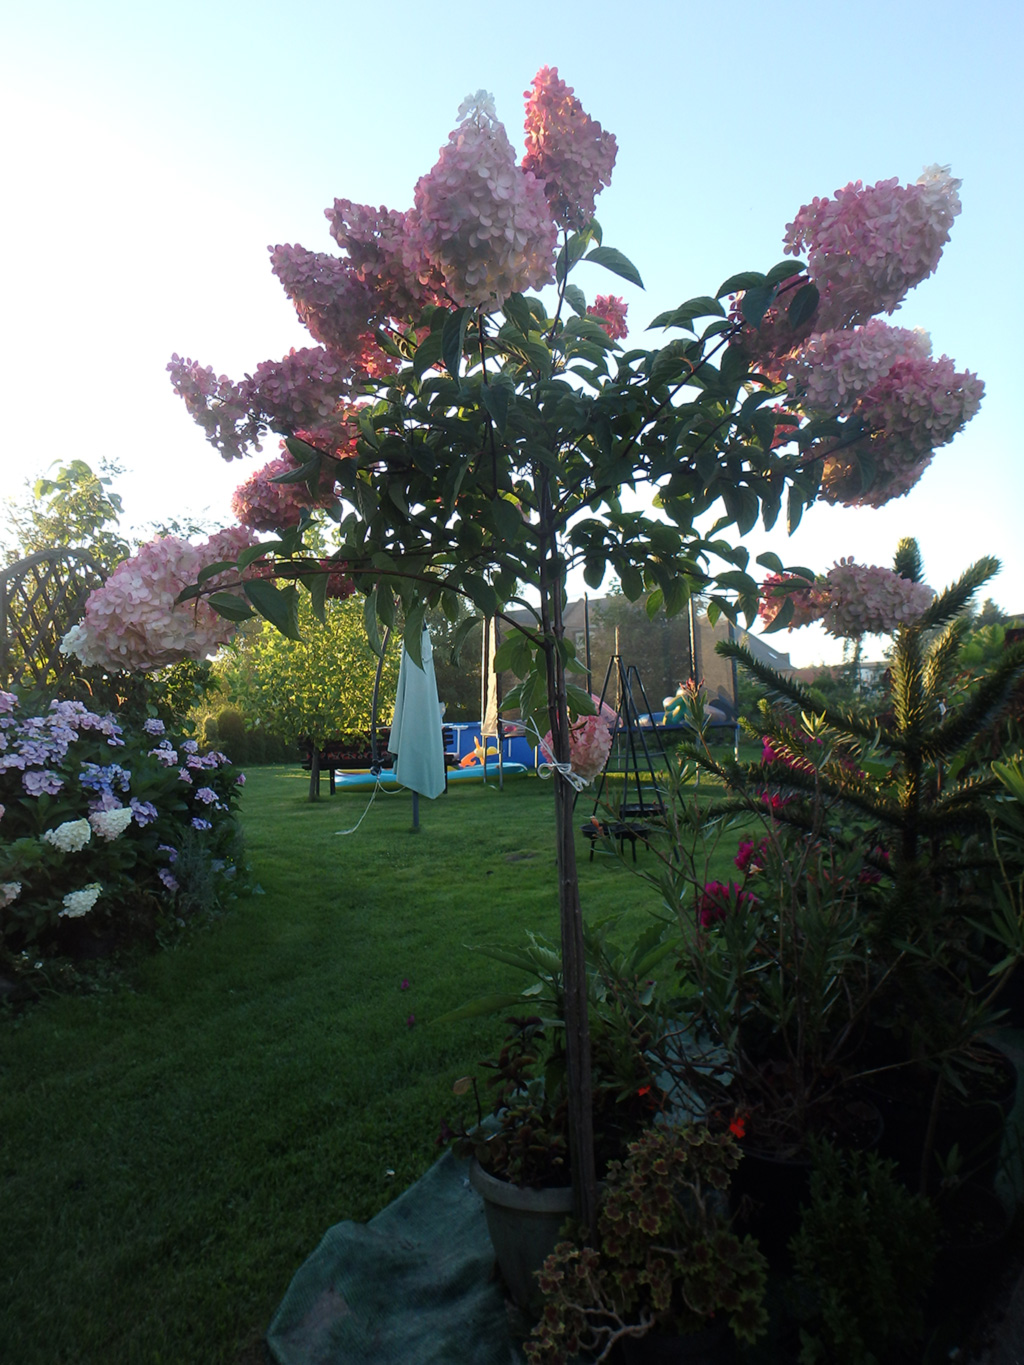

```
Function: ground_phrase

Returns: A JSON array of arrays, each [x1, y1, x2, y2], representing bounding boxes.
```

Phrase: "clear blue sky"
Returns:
[[2, 0, 1020, 665]]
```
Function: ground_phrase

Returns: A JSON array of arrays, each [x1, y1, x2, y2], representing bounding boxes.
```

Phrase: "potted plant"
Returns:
[[788, 1140, 938, 1364], [440, 926, 670, 1312], [714, 544, 1024, 1193], [524, 1122, 768, 1363], [627, 684, 888, 1194]]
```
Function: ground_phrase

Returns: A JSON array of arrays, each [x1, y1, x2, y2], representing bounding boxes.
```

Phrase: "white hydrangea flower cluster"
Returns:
[[88, 807, 134, 841], [42, 818, 92, 853], [0, 881, 21, 909], [60, 883, 103, 919]]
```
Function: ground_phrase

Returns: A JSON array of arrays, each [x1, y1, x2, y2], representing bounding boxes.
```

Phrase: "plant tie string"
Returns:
[[524, 717, 590, 794]]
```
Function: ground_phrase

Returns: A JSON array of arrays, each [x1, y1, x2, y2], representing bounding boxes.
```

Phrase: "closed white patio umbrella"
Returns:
[[389, 627, 446, 823]]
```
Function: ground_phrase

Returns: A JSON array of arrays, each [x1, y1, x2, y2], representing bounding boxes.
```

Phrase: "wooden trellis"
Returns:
[[0, 548, 104, 690]]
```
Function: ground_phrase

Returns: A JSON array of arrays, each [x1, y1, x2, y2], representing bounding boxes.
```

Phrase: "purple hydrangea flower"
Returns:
[[23, 769, 64, 797]]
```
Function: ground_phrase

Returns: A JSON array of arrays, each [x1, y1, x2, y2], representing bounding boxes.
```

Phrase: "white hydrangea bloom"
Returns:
[[60, 883, 102, 919], [42, 818, 93, 853], [89, 806, 134, 841], [0, 882, 21, 909]]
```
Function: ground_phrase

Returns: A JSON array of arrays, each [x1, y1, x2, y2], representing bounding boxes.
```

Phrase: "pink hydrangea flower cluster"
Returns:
[[731, 167, 981, 507], [785, 164, 962, 329], [793, 320, 931, 411], [231, 452, 339, 532], [325, 200, 447, 317], [269, 244, 378, 354], [173, 71, 618, 459], [62, 526, 257, 672], [757, 573, 827, 629], [521, 66, 617, 230], [541, 709, 614, 784], [565, 713, 613, 783], [820, 559, 934, 637], [821, 346, 985, 507], [587, 294, 628, 341], [760, 559, 933, 637], [167, 355, 264, 461], [168, 349, 365, 462], [411, 91, 557, 308], [317, 560, 356, 600]]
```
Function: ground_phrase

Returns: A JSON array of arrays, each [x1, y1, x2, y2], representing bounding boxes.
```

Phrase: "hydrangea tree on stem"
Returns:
[[70, 71, 983, 1232]]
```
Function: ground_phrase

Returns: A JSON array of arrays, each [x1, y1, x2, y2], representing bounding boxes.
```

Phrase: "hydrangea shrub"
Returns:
[[0, 692, 246, 970]]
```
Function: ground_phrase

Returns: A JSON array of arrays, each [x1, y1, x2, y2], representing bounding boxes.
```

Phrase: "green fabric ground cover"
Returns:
[[0, 767, 722, 1365]]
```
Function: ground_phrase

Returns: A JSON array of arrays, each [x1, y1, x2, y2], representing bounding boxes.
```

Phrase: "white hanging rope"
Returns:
[[524, 717, 591, 794], [333, 763, 422, 836]]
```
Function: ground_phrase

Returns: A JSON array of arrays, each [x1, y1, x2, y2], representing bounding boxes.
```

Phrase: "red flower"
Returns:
[[729, 1113, 747, 1139]]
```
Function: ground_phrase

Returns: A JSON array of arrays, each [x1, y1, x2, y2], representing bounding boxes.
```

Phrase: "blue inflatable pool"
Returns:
[[334, 762, 529, 792]]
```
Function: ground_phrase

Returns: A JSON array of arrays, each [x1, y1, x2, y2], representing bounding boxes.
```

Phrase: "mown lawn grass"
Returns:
[[1, 765, 746, 1365]]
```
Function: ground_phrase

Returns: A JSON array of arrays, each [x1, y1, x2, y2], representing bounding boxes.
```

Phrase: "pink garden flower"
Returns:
[[757, 574, 827, 630], [62, 527, 257, 672], [587, 294, 628, 341], [410, 90, 557, 308], [820, 559, 933, 637], [231, 452, 339, 532], [697, 881, 757, 927], [821, 346, 984, 508], [541, 709, 614, 784], [734, 838, 768, 875], [790, 320, 931, 413], [785, 165, 962, 329], [325, 200, 447, 317], [522, 67, 617, 230]]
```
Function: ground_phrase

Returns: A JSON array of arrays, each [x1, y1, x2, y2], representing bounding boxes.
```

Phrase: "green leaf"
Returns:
[[565, 684, 597, 717], [197, 560, 236, 585], [645, 587, 664, 619], [787, 485, 805, 535], [503, 293, 534, 336], [271, 454, 322, 486], [480, 384, 510, 435], [412, 330, 444, 379], [493, 632, 533, 675], [237, 542, 278, 571], [756, 552, 785, 574], [619, 564, 644, 601], [244, 579, 302, 640], [461, 575, 498, 616], [740, 285, 776, 330], [787, 282, 819, 327], [403, 603, 425, 668], [716, 270, 765, 298], [490, 496, 522, 543], [307, 571, 329, 625], [583, 558, 605, 590], [284, 435, 323, 463], [555, 231, 591, 285], [764, 260, 805, 287], [563, 283, 587, 316], [206, 592, 255, 623], [363, 587, 382, 657], [442, 308, 469, 381], [584, 246, 644, 289]]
